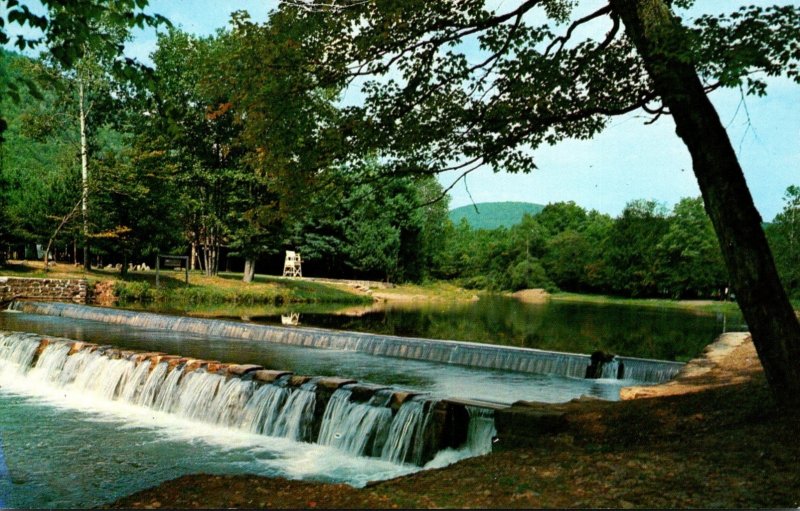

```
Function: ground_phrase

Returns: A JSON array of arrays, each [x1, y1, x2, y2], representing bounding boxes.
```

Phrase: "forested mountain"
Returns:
[[449, 202, 545, 230]]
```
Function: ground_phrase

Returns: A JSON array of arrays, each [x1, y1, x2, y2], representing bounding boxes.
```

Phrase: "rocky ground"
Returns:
[[105, 333, 800, 509]]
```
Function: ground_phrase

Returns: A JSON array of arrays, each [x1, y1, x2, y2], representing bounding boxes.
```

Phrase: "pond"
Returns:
[[135, 295, 747, 362]]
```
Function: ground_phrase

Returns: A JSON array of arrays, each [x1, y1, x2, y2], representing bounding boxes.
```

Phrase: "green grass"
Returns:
[[550, 291, 743, 314], [113, 274, 371, 307], [1, 261, 371, 307], [0, 262, 64, 279]]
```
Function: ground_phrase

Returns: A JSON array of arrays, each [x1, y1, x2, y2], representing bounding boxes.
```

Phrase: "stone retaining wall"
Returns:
[[0, 277, 88, 304]]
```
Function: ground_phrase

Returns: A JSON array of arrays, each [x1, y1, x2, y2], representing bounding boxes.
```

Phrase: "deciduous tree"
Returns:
[[291, 0, 800, 406], [767, 186, 800, 298]]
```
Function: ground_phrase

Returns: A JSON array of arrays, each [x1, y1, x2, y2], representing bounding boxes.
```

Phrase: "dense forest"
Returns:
[[1, 10, 799, 300]]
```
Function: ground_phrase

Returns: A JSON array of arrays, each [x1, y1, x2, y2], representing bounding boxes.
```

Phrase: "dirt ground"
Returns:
[[105, 334, 799, 509], [511, 288, 551, 303]]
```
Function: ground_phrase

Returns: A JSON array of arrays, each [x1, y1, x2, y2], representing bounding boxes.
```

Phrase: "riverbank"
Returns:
[[2, 261, 746, 316], [0, 261, 371, 307], [106, 334, 798, 509], [548, 291, 742, 315]]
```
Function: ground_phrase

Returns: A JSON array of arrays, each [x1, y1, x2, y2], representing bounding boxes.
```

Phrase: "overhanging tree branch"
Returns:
[[545, 4, 613, 57]]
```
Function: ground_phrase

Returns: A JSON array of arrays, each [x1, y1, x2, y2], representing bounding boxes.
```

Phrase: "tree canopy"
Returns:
[[3, 0, 800, 406], [281, 0, 800, 406]]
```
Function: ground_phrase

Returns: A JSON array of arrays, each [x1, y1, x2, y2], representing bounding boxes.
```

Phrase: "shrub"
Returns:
[[113, 281, 156, 302], [508, 257, 557, 292]]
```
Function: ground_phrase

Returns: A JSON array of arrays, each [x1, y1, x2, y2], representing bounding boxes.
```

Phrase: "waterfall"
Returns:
[[381, 398, 435, 465], [241, 381, 290, 435], [29, 342, 71, 381], [165, 370, 225, 419], [153, 366, 184, 411], [71, 356, 137, 400], [267, 381, 317, 442], [0, 332, 40, 369], [56, 348, 95, 386], [619, 357, 681, 382], [118, 360, 152, 403], [599, 357, 621, 379], [135, 362, 169, 408], [317, 387, 393, 457], [0, 331, 498, 467], [207, 377, 255, 427], [465, 406, 496, 456]]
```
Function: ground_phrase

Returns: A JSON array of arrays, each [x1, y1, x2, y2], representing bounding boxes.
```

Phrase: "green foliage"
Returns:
[[294, 0, 800, 177], [0, 50, 81, 253], [448, 202, 545, 230], [603, 200, 670, 297], [542, 230, 593, 290], [508, 257, 555, 292], [766, 186, 800, 299], [537, 202, 588, 237], [288, 160, 449, 283], [656, 197, 726, 298], [434, 198, 729, 297], [1, 0, 169, 143], [4, 2, 780, 305], [113, 280, 155, 302]]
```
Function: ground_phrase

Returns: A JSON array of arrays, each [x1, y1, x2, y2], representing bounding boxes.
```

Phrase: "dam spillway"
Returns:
[[12, 301, 685, 384], [0, 330, 494, 467]]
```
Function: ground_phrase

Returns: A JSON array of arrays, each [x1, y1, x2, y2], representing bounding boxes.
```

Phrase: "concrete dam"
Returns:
[[0, 330, 495, 467], [11, 301, 685, 384]]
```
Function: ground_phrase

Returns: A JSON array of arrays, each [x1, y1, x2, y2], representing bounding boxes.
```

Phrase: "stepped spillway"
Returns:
[[0, 330, 495, 467], [11, 301, 685, 383]]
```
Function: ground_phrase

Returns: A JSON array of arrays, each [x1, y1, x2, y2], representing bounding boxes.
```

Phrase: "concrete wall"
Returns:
[[15, 300, 686, 383], [0, 277, 88, 304]]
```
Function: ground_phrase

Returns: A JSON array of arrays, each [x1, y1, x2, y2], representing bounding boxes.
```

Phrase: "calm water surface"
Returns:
[[147, 296, 746, 362]]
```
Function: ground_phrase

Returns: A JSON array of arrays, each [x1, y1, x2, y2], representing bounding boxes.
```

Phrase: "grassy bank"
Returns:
[[0, 261, 371, 307], [0, 261, 751, 315], [113, 273, 370, 306], [549, 291, 743, 315]]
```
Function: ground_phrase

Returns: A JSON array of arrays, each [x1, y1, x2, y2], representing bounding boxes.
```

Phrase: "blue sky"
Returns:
[[6, 0, 799, 220]]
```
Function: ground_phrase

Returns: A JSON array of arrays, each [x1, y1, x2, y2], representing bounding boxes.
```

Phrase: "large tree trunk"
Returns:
[[243, 258, 256, 283], [610, 0, 800, 407]]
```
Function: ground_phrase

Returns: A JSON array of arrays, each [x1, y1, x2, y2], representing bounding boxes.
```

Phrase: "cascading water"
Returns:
[[465, 406, 496, 456], [381, 398, 435, 466], [318, 387, 394, 457], [0, 330, 492, 472], [135, 361, 169, 407], [241, 380, 290, 434], [27, 342, 70, 381], [599, 357, 621, 379], [71, 355, 136, 400], [266, 381, 317, 442], [0, 332, 40, 368], [118, 360, 153, 402]]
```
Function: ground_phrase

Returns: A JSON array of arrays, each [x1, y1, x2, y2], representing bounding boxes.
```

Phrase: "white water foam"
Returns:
[[0, 339, 420, 487]]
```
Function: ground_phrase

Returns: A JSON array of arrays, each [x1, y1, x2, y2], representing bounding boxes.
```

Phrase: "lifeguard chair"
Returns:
[[282, 250, 302, 277]]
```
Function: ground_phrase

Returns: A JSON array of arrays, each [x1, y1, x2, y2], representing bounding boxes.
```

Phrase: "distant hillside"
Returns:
[[449, 201, 545, 230]]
